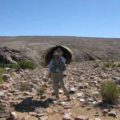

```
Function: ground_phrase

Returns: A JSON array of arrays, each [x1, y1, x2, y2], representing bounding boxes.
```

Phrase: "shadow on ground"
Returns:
[[94, 101, 118, 110], [14, 97, 54, 112]]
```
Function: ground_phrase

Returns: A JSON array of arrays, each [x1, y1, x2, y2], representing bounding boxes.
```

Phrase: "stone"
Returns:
[[9, 101, 19, 106], [9, 89, 19, 94], [69, 87, 76, 94], [0, 92, 8, 101], [108, 110, 117, 117], [0, 118, 6, 120], [92, 101, 97, 105], [35, 107, 45, 114], [0, 99, 9, 105], [92, 91, 99, 96], [1, 84, 10, 90], [0, 111, 10, 118], [23, 91, 31, 96], [59, 89, 63, 94], [94, 118, 101, 120], [63, 113, 72, 120], [8, 112, 17, 120], [7, 56, 17, 64], [74, 116, 89, 120], [29, 112, 37, 116], [58, 101, 66, 106], [5, 67, 10, 71], [112, 77, 120, 85], [78, 83, 84, 89], [84, 83, 89, 88], [36, 113, 44, 117], [90, 81, 98, 85], [40, 94, 47, 99], [79, 98, 85, 102], [79, 76, 85, 81], [94, 112, 99, 117], [31, 88, 37, 95], [43, 76, 47, 81], [87, 98, 94, 102], [86, 107, 91, 110], [102, 109, 108, 115], [76, 92, 84, 98], [9, 77, 14, 81], [2, 74, 11, 81], [99, 72, 108, 79], [0, 91, 5, 97], [69, 81, 76, 85], [39, 116, 48, 120], [64, 104, 72, 109]]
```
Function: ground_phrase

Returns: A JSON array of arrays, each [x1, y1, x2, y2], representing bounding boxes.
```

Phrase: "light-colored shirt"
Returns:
[[48, 56, 66, 72]]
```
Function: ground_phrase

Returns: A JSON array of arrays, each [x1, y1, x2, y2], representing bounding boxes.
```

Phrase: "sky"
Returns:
[[0, 0, 120, 38]]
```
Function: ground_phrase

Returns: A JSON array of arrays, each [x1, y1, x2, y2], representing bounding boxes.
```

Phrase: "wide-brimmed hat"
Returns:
[[44, 45, 73, 65]]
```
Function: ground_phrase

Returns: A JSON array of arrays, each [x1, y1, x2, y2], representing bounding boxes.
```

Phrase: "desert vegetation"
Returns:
[[102, 61, 120, 69], [0, 67, 4, 84], [100, 80, 120, 104], [18, 60, 37, 70]]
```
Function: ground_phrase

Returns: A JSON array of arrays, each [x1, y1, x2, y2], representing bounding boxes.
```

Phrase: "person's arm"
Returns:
[[47, 60, 53, 78], [61, 56, 66, 64], [60, 56, 67, 73], [59, 56, 67, 69]]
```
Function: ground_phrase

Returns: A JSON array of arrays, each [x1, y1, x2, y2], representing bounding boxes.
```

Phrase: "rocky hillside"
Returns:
[[0, 36, 120, 62]]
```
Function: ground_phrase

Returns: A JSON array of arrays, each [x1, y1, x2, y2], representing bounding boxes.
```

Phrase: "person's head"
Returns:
[[53, 51, 59, 59], [55, 47, 63, 56]]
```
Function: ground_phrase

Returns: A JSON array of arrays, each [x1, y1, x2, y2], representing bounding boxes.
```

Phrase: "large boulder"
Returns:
[[0, 47, 32, 64]]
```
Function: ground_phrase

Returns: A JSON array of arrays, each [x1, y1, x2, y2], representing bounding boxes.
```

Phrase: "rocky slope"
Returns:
[[0, 36, 120, 63], [0, 61, 120, 120]]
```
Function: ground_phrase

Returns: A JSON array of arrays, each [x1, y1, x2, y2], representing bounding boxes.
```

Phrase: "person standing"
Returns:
[[48, 48, 70, 100]]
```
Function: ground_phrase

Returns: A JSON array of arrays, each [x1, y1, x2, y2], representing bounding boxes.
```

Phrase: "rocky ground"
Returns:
[[0, 61, 120, 120]]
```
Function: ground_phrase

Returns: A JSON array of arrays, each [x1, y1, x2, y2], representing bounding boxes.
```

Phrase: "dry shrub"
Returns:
[[100, 80, 120, 104], [102, 61, 120, 69], [0, 67, 4, 84]]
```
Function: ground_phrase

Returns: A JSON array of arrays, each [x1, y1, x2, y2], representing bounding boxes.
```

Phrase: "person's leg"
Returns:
[[51, 73, 59, 99], [59, 72, 70, 100]]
